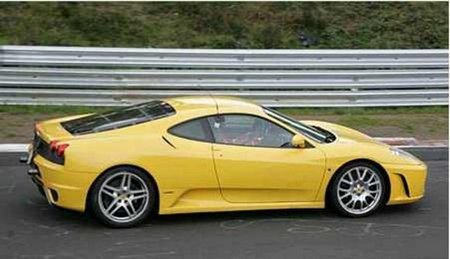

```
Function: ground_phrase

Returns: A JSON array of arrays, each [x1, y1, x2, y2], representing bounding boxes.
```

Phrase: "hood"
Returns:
[[300, 120, 388, 147]]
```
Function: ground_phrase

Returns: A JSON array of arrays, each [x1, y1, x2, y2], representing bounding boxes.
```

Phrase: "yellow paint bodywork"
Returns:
[[31, 96, 427, 214]]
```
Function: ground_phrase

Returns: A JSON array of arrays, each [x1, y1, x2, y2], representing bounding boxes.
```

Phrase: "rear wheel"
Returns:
[[329, 162, 387, 217], [90, 167, 155, 228]]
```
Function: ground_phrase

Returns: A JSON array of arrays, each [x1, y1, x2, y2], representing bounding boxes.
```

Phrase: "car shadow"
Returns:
[[150, 203, 422, 225], [22, 194, 424, 229]]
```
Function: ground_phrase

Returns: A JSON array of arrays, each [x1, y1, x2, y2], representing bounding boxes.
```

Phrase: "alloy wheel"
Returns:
[[336, 166, 382, 215], [98, 172, 150, 223]]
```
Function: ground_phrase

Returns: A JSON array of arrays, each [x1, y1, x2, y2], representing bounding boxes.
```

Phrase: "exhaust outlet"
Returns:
[[27, 168, 39, 176]]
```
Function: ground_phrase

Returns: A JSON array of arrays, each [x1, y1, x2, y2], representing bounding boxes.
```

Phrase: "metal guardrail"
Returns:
[[0, 45, 448, 107]]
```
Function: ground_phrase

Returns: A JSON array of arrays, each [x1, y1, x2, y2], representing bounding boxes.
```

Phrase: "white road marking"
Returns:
[[0, 144, 29, 153]]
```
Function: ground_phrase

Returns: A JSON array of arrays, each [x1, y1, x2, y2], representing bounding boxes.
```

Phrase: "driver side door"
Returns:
[[209, 114, 326, 203]]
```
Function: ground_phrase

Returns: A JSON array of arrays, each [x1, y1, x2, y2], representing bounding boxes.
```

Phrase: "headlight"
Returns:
[[390, 147, 421, 162]]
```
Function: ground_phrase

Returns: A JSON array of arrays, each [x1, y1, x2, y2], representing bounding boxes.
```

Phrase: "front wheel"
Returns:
[[329, 162, 387, 217], [89, 167, 156, 228]]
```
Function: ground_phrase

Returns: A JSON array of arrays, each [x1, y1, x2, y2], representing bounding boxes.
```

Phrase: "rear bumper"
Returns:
[[28, 155, 97, 212], [385, 162, 427, 205]]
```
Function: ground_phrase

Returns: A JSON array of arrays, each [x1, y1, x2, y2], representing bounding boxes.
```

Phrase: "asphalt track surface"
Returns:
[[0, 149, 448, 259]]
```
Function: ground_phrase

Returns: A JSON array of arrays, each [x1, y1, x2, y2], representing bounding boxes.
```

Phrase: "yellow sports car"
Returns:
[[24, 96, 427, 227]]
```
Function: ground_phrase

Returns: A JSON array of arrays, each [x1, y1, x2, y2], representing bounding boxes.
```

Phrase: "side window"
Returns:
[[168, 118, 212, 142], [207, 115, 294, 148]]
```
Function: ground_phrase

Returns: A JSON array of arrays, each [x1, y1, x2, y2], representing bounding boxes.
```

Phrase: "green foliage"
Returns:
[[0, 2, 447, 48]]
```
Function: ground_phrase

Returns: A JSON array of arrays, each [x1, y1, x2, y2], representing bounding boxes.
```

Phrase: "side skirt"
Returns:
[[159, 201, 324, 215]]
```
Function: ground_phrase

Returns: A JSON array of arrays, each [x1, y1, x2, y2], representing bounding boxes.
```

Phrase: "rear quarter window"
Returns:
[[168, 118, 213, 142]]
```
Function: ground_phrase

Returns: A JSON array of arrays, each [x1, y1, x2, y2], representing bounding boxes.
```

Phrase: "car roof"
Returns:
[[164, 96, 216, 111], [164, 96, 264, 115]]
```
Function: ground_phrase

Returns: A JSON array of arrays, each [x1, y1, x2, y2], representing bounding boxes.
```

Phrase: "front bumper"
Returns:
[[26, 155, 97, 212], [385, 162, 428, 205]]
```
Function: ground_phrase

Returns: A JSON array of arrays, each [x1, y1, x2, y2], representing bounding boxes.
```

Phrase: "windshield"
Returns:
[[263, 107, 331, 143], [61, 100, 175, 135]]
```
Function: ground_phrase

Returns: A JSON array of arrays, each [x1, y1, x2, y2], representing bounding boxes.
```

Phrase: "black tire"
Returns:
[[329, 162, 387, 218], [89, 166, 156, 228]]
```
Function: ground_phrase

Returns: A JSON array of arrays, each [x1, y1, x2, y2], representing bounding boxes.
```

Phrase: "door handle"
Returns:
[[212, 147, 223, 157]]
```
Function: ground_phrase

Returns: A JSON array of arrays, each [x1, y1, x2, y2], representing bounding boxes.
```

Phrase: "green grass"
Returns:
[[0, 105, 447, 141], [337, 115, 380, 127], [0, 104, 447, 117], [5, 133, 17, 138], [0, 105, 109, 115], [0, 2, 447, 49], [276, 106, 449, 116], [278, 106, 448, 132]]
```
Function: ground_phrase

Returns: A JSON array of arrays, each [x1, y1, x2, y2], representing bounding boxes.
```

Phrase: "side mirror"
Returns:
[[291, 134, 306, 148]]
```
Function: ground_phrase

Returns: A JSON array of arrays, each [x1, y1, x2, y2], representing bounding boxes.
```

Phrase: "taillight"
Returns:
[[50, 140, 59, 152], [50, 140, 69, 157], [56, 143, 69, 156]]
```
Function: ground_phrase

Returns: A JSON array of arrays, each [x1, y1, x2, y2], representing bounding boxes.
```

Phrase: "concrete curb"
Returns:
[[0, 144, 29, 153], [373, 137, 448, 147]]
